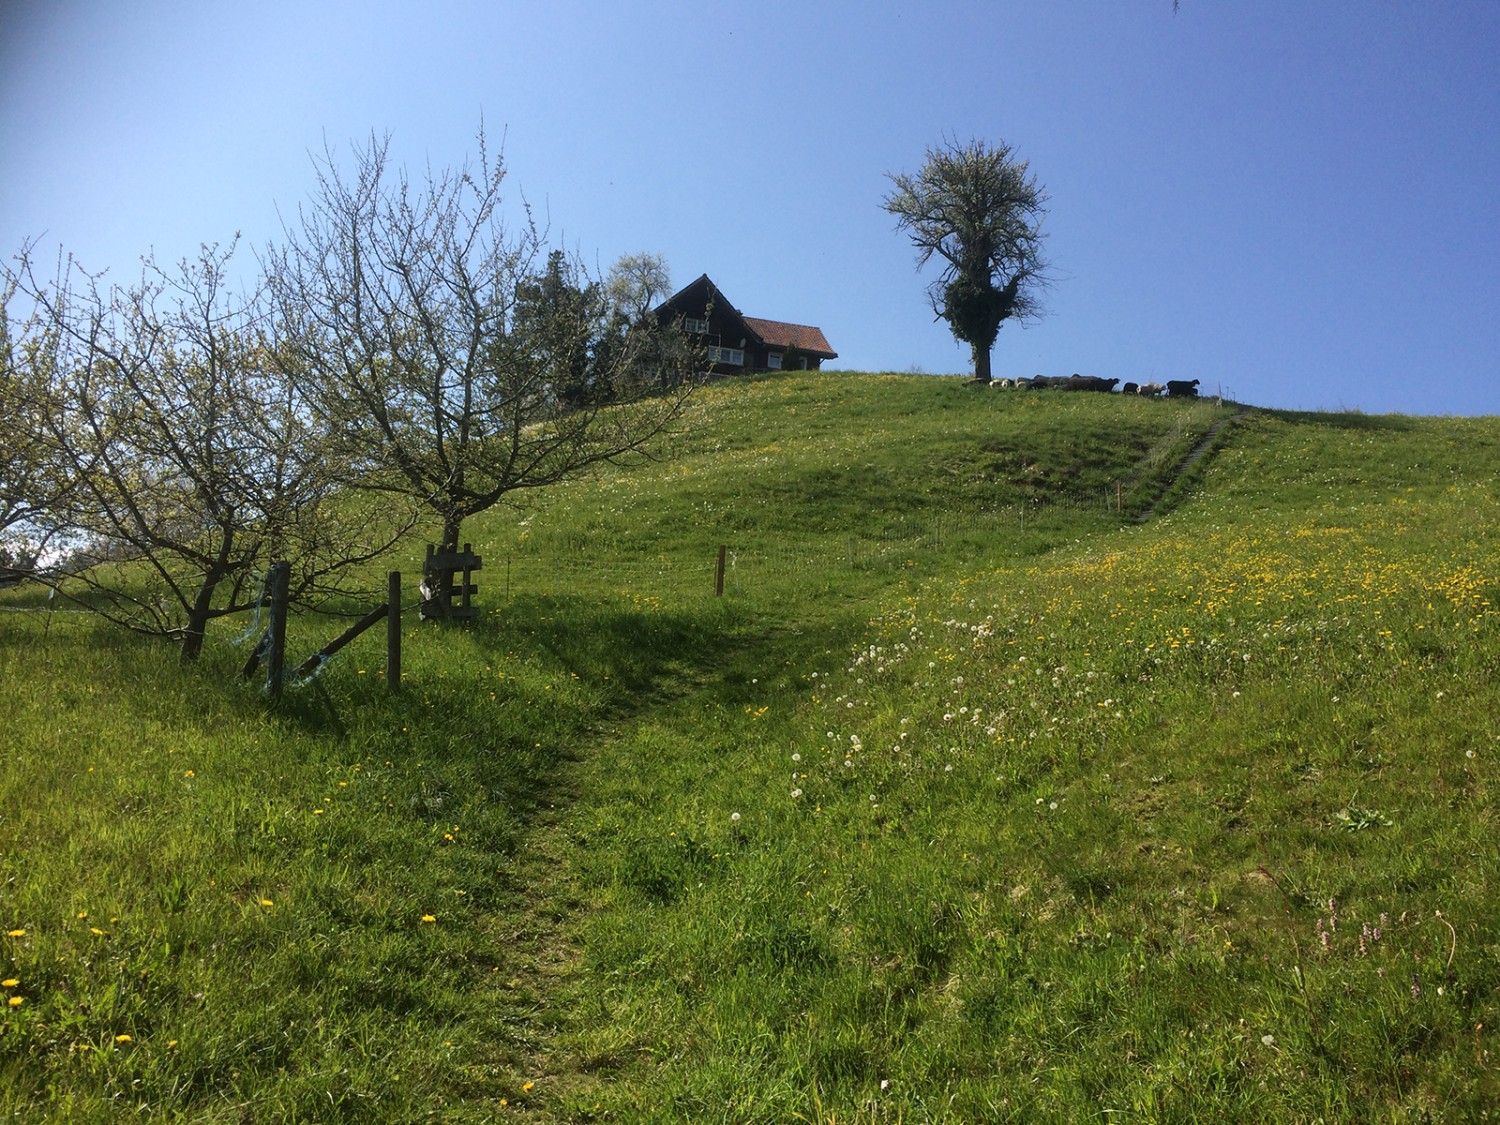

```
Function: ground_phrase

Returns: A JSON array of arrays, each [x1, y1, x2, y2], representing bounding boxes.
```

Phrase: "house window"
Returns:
[[683, 317, 710, 335], [767, 352, 783, 370], [705, 345, 745, 366]]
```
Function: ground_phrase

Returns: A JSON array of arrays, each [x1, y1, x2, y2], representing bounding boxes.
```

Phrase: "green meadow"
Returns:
[[2, 373, 1497, 1122]]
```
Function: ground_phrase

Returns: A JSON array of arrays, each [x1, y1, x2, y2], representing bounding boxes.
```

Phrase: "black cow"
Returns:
[[1166, 379, 1200, 398], [1121, 382, 1139, 395], [1063, 375, 1119, 392]]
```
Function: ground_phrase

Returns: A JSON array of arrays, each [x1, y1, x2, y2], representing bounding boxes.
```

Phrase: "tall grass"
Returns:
[[3, 375, 1496, 1121]]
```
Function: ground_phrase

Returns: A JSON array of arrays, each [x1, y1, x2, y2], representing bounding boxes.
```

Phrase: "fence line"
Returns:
[[492, 488, 1137, 601]]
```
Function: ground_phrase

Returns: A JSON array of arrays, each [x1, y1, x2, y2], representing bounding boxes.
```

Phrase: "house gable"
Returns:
[[653, 274, 837, 375]]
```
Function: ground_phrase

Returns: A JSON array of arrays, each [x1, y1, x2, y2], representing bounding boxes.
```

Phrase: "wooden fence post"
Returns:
[[387, 571, 401, 692], [265, 560, 291, 699], [715, 545, 727, 597]]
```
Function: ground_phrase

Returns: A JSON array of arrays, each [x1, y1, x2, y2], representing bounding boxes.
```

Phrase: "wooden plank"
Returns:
[[426, 552, 483, 571], [291, 603, 389, 678]]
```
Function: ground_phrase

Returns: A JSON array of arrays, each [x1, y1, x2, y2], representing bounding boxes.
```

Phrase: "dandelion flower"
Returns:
[[260, 899, 274, 908], [730, 812, 741, 822], [115, 1034, 132, 1043], [183, 770, 195, 778], [421, 914, 437, 924], [7, 997, 22, 1008], [6, 930, 24, 938], [523, 1081, 536, 1091], [1, 979, 16, 988]]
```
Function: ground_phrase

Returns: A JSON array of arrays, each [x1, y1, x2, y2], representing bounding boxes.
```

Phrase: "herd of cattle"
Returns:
[[993, 375, 1202, 397]]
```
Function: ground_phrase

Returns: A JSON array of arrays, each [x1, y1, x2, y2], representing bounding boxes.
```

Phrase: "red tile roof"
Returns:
[[742, 317, 837, 359]]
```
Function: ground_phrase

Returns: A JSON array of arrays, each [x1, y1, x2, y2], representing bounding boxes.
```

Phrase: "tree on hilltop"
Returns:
[[884, 138, 1049, 384], [605, 252, 672, 322]]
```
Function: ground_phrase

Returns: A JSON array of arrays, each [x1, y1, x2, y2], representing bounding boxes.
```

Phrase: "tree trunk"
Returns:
[[180, 579, 220, 662], [973, 343, 993, 385], [181, 532, 233, 662], [441, 514, 464, 553]]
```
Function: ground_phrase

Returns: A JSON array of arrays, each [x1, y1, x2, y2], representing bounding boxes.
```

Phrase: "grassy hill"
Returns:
[[2, 373, 1497, 1122]]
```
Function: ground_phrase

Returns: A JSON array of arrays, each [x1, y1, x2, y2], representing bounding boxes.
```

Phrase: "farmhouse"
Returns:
[[653, 274, 838, 375]]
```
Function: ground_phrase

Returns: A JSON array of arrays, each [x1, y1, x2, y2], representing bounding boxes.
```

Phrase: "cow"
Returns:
[[1137, 382, 1165, 396], [1122, 382, 1139, 395], [1062, 375, 1119, 392], [1166, 379, 1200, 398]]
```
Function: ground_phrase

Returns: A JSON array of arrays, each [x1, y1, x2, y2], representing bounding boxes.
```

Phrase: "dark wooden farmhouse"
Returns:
[[652, 274, 837, 375]]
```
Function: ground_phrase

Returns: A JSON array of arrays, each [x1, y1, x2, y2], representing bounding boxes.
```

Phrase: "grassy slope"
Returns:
[[2, 374, 1497, 1122]]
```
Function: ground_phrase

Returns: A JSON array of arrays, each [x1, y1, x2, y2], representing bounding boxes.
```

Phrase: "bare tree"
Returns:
[[8, 241, 406, 660], [884, 138, 1049, 384], [605, 252, 672, 321], [264, 130, 698, 552], [0, 276, 68, 581]]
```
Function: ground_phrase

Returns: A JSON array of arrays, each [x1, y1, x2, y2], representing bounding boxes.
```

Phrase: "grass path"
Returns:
[[1132, 404, 1252, 522]]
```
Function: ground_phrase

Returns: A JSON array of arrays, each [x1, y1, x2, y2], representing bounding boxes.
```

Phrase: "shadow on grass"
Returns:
[[255, 591, 855, 836]]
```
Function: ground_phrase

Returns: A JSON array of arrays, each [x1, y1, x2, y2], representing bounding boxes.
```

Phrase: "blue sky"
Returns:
[[3, 0, 1497, 414]]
